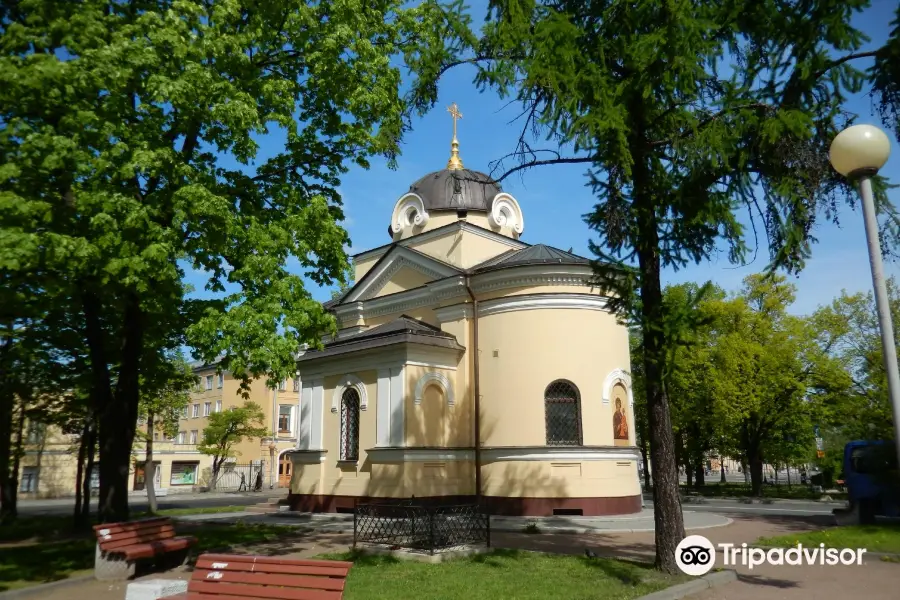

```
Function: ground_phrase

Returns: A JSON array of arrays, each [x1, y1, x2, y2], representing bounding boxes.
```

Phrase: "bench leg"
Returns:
[[158, 547, 192, 571], [94, 544, 136, 581]]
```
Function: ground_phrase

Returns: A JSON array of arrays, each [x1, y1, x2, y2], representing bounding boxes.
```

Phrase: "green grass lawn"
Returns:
[[682, 482, 847, 501], [758, 524, 900, 554], [0, 505, 250, 544], [146, 505, 249, 518], [320, 549, 688, 600], [0, 522, 297, 592]]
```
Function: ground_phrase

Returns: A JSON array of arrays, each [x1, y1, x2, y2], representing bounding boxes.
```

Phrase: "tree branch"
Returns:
[[490, 155, 595, 183], [814, 50, 878, 79]]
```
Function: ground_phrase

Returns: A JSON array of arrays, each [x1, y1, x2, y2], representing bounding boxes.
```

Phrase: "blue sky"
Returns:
[[187, 1, 899, 318]]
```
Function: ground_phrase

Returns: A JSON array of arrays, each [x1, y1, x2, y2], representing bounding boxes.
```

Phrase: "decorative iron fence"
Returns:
[[210, 461, 266, 493], [353, 498, 490, 555]]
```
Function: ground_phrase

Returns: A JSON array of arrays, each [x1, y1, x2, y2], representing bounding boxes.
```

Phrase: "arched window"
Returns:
[[340, 388, 361, 461], [544, 380, 582, 446]]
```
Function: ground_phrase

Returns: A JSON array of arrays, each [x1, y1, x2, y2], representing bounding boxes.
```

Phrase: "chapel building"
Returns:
[[286, 104, 640, 516]]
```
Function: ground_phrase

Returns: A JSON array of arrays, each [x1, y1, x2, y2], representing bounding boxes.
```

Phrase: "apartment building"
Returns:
[[18, 359, 303, 498]]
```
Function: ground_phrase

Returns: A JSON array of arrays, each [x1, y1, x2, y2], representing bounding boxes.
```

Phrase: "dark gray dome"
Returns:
[[408, 169, 502, 212]]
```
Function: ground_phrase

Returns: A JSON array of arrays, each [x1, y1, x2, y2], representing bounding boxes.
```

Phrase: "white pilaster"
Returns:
[[376, 368, 392, 447], [389, 366, 405, 447], [298, 381, 313, 450], [309, 379, 324, 450]]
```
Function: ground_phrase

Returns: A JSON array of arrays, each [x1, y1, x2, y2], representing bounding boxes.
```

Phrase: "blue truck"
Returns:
[[842, 440, 900, 523]]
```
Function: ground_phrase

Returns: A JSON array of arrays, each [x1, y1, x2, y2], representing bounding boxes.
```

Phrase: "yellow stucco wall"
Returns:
[[481, 459, 639, 498], [403, 226, 520, 271], [403, 365, 468, 448], [365, 460, 475, 498], [476, 307, 630, 448], [353, 252, 386, 283], [404, 224, 462, 265], [319, 370, 378, 496], [374, 266, 435, 298]]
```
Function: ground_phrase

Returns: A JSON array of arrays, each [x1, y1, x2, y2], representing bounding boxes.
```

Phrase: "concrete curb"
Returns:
[[0, 575, 94, 600], [636, 569, 737, 600]]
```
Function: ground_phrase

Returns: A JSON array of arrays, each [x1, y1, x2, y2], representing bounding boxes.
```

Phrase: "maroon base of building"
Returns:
[[287, 493, 642, 516]]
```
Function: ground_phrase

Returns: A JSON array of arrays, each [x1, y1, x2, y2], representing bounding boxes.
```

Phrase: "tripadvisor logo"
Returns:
[[675, 535, 868, 576], [676, 535, 717, 576]]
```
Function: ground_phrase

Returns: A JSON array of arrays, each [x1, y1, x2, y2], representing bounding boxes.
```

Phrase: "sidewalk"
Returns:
[[173, 508, 733, 534], [496, 513, 898, 600], [18, 490, 277, 509]]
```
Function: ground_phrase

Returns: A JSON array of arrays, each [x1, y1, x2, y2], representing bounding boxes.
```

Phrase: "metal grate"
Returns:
[[340, 388, 361, 461], [545, 380, 582, 445], [354, 499, 490, 555]]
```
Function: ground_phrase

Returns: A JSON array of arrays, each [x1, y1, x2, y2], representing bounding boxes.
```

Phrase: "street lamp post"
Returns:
[[829, 124, 900, 472]]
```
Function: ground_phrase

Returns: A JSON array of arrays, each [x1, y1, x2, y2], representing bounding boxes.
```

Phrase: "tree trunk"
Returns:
[[209, 457, 221, 491], [787, 464, 791, 487], [8, 403, 26, 515], [694, 463, 705, 487], [685, 460, 693, 487], [0, 328, 16, 523], [74, 423, 87, 529], [749, 448, 764, 496], [145, 411, 157, 514], [86, 291, 143, 523], [82, 423, 96, 524], [82, 290, 118, 522], [637, 238, 685, 572], [720, 457, 727, 483]]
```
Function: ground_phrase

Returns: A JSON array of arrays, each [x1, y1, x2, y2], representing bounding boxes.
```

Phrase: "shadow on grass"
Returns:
[[319, 549, 402, 567], [0, 538, 94, 591], [577, 555, 658, 586], [0, 515, 91, 544], [0, 520, 305, 590]]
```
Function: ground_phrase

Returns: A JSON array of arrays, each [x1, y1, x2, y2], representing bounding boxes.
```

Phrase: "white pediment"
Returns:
[[343, 246, 461, 303]]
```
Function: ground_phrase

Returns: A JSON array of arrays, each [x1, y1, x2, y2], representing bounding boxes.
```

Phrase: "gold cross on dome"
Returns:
[[446, 102, 464, 170], [447, 102, 463, 137]]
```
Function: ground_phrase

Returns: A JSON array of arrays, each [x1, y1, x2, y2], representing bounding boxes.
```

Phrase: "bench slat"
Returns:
[[198, 554, 354, 569], [193, 570, 345, 592], [93, 517, 170, 534], [194, 560, 349, 578], [187, 581, 342, 600], [120, 536, 196, 560], [100, 526, 177, 551]]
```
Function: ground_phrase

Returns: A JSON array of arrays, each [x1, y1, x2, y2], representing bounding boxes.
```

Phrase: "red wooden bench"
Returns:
[[92, 516, 197, 581], [161, 553, 353, 600]]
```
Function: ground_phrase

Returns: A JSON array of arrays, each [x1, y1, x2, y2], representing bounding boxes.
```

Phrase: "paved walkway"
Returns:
[[495, 512, 898, 599], [175, 508, 733, 533]]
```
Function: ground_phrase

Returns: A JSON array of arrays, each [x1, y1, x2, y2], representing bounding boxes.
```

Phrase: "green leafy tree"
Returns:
[[1, 1, 468, 522], [198, 401, 269, 490], [423, 0, 900, 571], [811, 281, 900, 441], [708, 275, 848, 495]]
